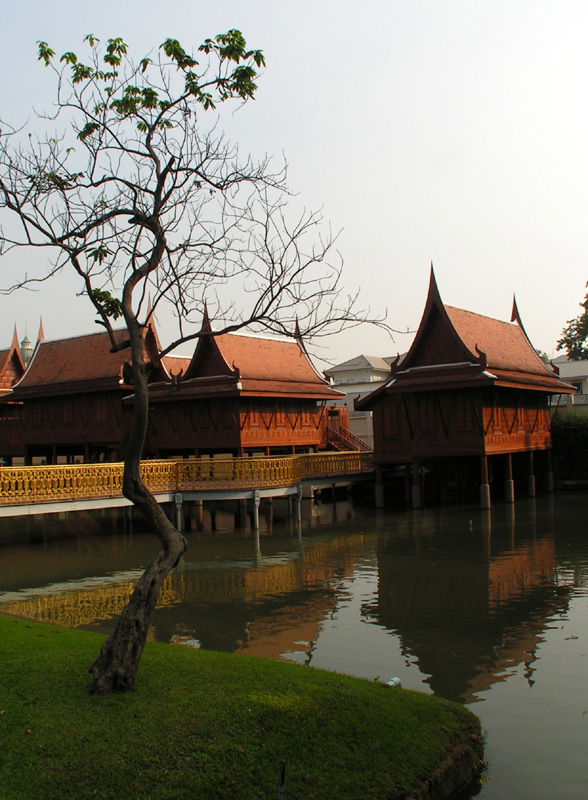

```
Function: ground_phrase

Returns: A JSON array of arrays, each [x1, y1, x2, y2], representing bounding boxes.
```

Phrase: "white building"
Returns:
[[324, 354, 402, 448], [550, 354, 588, 415]]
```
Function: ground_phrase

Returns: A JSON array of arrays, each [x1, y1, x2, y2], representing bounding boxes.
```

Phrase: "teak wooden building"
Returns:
[[141, 319, 345, 457], [357, 269, 574, 508], [2, 323, 179, 465], [0, 327, 28, 461], [0, 316, 346, 464]]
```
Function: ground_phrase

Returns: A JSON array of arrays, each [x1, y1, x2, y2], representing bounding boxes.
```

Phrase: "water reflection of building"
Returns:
[[1, 529, 366, 663], [368, 514, 571, 703], [1, 499, 577, 705]]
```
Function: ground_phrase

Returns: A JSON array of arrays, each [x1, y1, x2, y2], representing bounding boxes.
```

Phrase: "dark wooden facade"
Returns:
[[1, 325, 173, 465], [358, 269, 574, 507]]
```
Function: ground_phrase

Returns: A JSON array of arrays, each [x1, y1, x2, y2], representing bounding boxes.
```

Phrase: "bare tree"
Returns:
[[0, 33, 380, 693]]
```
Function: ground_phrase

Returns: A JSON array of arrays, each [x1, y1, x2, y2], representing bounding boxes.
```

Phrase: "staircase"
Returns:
[[326, 425, 373, 452]]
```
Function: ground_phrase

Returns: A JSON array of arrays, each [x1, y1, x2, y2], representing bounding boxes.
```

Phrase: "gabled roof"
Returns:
[[325, 354, 394, 375], [10, 330, 131, 397], [9, 321, 165, 399], [358, 267, 573, 407], [444, 305, 555, 378], [147, 317, 342, 402]]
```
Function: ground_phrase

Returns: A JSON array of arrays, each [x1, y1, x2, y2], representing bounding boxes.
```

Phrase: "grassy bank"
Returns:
[[0, 613, 482, 800]]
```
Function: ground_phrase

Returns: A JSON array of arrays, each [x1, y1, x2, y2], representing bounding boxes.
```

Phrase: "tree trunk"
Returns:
[[90, 317, 187, 694]]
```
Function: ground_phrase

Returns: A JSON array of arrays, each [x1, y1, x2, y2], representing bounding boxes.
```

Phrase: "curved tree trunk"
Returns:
[[90, 317, 187, 694]]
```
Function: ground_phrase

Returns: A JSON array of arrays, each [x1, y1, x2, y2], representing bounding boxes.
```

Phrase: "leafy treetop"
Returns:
[[557, 283, 588, 360]]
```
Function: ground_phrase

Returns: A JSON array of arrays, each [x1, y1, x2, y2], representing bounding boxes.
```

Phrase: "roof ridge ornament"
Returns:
[[474, 344, 487, 369], [389, 353, 402, 374], [170, 367, 184, 388]]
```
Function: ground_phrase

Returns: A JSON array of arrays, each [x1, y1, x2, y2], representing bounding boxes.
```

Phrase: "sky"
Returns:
[[1, 0, 587, 368]]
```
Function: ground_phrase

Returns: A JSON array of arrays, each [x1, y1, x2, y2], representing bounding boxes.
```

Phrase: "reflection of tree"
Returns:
[[367, 520, 571, 703], [3, 531, 370, 662]]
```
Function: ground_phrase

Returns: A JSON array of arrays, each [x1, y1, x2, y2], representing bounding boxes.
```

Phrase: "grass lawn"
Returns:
[[0, 613, 482, 800]]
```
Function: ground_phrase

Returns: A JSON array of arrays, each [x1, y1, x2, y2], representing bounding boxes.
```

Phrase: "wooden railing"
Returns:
[[0, 452, 374, 507]]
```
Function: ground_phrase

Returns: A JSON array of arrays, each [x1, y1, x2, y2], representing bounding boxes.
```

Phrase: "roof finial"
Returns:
[[427, 262, 442, 305], [200, 302, 212, 334], [511, 294, 533, 344], [511, 294, 521, 325]]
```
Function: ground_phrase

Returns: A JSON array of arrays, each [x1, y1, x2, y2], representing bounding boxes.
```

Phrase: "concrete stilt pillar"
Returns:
[[411, 461, 422, 509], [480, 455, 491, 509], [505, 453, 514, 504], [375, 465, 384, 508], [253, 489, 260, 531], [527, 451, 536, 497]]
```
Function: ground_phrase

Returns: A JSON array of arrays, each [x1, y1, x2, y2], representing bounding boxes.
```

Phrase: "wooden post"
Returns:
[[545, 449, 554, 492], [412, 461, 422, 509], [375, 464, 385, 508], [527, 451, 536, 497], [480, 455, 491, 509], [505, 453, 514, 503], [404, 465, 411, 503]]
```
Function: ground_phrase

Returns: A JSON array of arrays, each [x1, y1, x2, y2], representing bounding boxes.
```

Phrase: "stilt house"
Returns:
[[357, 269, 574, 507], [4, 322, 177, 464], [141, 318, 347, 457]]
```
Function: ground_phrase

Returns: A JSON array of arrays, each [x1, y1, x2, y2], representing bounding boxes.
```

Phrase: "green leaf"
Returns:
[[104, 37, 128, 67], [90, 288, 122, 320], [77, 122, 100, 141], [160, 39, 197, 69], [71, 63, 94, 84], [37, 41, 55, 67], [60, 52, 78, 66]]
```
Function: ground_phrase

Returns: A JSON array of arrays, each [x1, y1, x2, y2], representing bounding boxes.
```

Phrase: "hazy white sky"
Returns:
[[1, 0, 587, 366]]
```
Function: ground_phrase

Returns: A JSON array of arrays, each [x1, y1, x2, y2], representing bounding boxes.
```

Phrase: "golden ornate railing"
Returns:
[[0, 452, 373, 507]]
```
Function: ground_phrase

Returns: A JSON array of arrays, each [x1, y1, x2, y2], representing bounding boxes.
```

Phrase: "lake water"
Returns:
[[1, 491, 588, 799]]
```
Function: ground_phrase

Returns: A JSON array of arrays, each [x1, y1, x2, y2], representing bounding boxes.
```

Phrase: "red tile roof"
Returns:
[[148, 331, 342, 401], [445, 306, 554, 377], [214, 333, 327, 385], [358, 268, 574, 408], [161, 354, 192, 378], [12, 330, 131, 396]]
